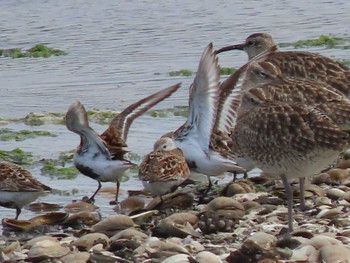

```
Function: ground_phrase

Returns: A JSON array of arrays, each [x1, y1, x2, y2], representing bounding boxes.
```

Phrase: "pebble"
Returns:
[[3, 164, 350, 262], [27, 239, 70, 260]]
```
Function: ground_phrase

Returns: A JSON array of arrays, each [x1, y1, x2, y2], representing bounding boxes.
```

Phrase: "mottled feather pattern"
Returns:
[[101, 83, 181, 159], [243, 61, 350, 129], [0, 161, 51, 192], [216, 33, 350, 98], [139, 148, 189, 183], [233, 99, 349, 168], [215, 64, 248, 134], [264, 51, 350, 95]]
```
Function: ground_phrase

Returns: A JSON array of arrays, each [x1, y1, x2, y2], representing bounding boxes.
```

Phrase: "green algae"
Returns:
[[293, 35, 338, 48], [0, 128, 56, 141], [279, 35, 350, 49], [168, 69, 193, 77], [0, 112, 65, 126], [0, 44, 66, 59], [147, 106, 188, 118], [0, 148, 33, 165], [40, 152, 79, 179], [253, 183, 267, 192], [220, 67, 236, 75], [86, 109, 119, 125], [338, 59, 350, 67], [0, 106, 188, 129], [24, 112, 65, 126], [168, 68, 237, 77]]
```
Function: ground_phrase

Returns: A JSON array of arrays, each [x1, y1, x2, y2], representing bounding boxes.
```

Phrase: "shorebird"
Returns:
[[242, 61, 350, 129], [0, 161, 51, 219], [230, 88, 350, 232], [215, 32, 350, 97], [65, 83, 181, 204], [240, 60, 350, 208], [138, 137, 190, 201], [171, 43, 245, 193]]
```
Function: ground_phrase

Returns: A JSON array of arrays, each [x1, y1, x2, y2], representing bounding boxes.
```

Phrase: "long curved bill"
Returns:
[[214, 43, 245, 54]]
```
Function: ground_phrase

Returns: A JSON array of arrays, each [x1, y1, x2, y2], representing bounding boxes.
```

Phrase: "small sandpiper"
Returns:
[[65, 83, 181, 204], [138, 137, 190, 202], [0, 161, 52, 219], [170, 43, 245, 193]]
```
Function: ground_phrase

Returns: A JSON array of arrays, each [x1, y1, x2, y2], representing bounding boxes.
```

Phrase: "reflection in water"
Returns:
[[0, 0, 349, 225]]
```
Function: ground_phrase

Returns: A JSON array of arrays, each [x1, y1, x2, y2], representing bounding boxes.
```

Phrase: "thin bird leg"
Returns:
[[204, 175, 213, 195], [280, 174, 294, 233], [109, 180, 121, 205], [15, 207, 21, 220], [299, 177, 306, 210], [89, 180, 102, 202], [115, 180, 120, 203], [232, 172, 238, 181], [232, 171, 249, 181], [243, 172, 248, 179]]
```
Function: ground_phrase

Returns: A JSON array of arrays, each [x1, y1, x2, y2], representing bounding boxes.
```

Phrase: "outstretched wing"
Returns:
[[101, 83, 181, 148], [185, 43, 220, 153], [215, 46, 278, 134]]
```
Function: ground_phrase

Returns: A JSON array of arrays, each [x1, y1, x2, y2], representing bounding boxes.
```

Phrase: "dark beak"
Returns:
[[214, 43, 246, 55]]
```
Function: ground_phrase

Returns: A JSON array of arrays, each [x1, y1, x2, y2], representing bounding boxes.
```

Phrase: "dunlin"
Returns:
[[215, 32, 350, 97], [0, 161, 51, 219], [230, 88, 350, 232], [171, 43, 244, 192], [65, 83, 181, 203], [138, 137, 190, 201]]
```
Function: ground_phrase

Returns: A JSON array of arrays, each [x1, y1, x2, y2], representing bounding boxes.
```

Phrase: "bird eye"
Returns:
[[259, 71, 268, 78], [246, 40, 253, 46]]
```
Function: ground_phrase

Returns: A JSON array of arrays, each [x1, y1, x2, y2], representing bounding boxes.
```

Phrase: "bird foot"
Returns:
[[109, 200, 119, 205], [81, 196, 95, 204]]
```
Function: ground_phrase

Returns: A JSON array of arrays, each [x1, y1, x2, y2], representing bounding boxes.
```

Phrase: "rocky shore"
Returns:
[[2, 156, 350, 263]]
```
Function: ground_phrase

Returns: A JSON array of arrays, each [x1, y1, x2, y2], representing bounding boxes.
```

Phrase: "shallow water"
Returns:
[[0, 0, 349, 226]]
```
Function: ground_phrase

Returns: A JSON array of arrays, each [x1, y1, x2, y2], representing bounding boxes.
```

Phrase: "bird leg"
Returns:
[[232, 171, 249, 181], [299, 177, 306, 210], [280, 174, 294, 233], [89, 180, 102, 203], [110, 180, 121, 205], [204, 175, 213, 195], [15, 207, 21, 220]]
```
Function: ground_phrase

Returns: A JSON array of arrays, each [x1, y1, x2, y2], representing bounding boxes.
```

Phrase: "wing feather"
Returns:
[[186, 43, 220, 153]]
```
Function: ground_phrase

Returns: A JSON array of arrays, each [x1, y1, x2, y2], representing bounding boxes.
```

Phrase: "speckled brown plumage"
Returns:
[[0, 161, 51, 192], [230, 88, 350, 232], [139, 149, 189, 183], [0, 161, 51, 219], [242, 61, 350, 129], [216, 33, 350, 97], [139, 137, 190, 198]]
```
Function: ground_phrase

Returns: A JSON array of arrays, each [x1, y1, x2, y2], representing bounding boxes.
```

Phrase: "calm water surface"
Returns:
[[0, 0, 349, 224]]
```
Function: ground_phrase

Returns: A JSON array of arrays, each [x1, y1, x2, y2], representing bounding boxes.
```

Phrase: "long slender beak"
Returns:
[[214, 43, 246, 55]]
